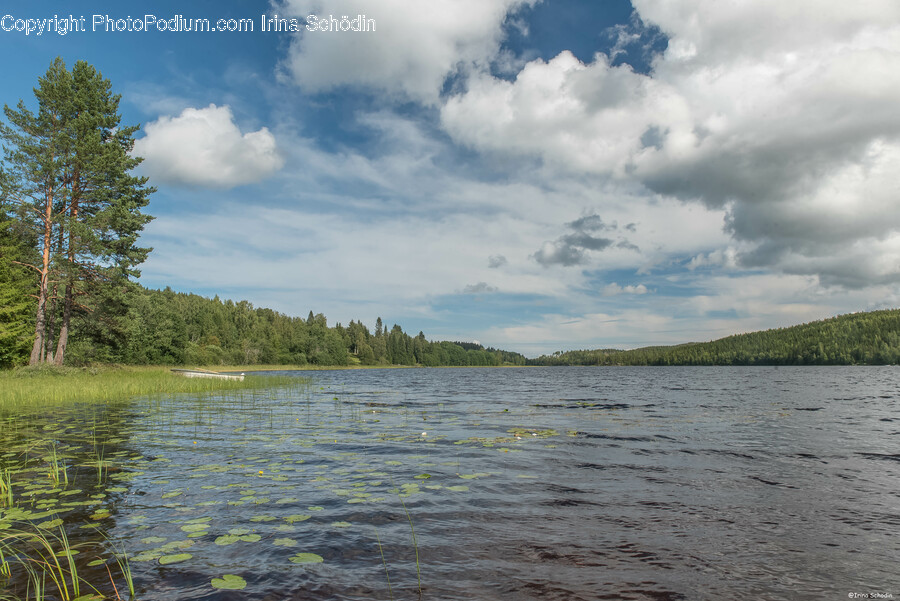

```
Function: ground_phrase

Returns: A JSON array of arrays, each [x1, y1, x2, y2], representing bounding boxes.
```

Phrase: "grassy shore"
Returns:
[[0, 365, 304, 413]]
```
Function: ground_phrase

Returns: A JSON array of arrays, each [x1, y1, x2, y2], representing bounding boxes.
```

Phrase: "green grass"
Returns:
[[0, 365, 304, 414]]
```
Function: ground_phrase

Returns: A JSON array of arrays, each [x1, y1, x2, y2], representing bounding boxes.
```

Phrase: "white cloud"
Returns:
[[274, 0, 535, 104], [134, 104, 284, 189], [602, 283, 649, 296], [439, 1, 900, 288]]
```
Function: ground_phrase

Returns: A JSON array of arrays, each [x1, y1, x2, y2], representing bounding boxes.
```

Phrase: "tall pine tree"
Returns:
[[0, 57, 154, 365]]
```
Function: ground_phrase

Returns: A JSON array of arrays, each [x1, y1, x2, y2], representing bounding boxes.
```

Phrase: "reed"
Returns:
[[0, 365, 304, 414], [373, 525, 394, 601], [0, 523, 136, 601], [397, 495, 422, 599]]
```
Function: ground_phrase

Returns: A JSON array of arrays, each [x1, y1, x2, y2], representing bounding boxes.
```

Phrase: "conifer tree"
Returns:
[[0, 57, 154, 365]]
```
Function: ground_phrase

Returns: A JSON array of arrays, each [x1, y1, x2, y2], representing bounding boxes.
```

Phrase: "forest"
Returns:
[[527, 309, 900, 366]]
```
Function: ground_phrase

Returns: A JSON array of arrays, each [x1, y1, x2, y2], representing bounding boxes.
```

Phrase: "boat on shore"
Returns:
[[170, 368, 245, 381]]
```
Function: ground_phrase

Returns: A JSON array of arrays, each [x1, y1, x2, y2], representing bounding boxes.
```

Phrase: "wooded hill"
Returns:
[[1, 283, 528, 368], [527, 309, 900, 366]]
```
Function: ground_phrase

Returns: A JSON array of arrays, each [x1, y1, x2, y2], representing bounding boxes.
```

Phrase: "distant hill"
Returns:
[[528, 309, 900, 366]]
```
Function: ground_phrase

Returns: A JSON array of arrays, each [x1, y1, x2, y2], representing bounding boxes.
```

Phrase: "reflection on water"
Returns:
[[2, 366, 899, 600]]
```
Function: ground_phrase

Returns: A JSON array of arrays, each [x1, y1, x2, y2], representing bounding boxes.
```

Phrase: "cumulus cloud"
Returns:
[[488, 254, 508, 268], [463, 282, 498, 294], [134, 104, 284, 189], [440, 0, 900, 287], [275, 0, 535, 104], [533, 213, 638, 267], [602, 283, 649, 296]]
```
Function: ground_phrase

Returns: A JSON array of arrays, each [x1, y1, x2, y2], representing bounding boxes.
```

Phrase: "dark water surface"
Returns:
[[3, 366, 899, 600]]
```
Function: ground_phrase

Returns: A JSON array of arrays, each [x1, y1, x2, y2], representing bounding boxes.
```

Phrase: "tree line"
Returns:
[[528, 309, 900, 366], [24, 285, 527, 368]]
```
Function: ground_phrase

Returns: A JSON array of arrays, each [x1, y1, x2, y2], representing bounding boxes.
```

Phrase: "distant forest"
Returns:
[[0, 283, 528, 368], [528, 309, 900, 366]]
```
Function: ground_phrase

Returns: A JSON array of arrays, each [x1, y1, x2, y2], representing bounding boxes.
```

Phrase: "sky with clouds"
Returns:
[[2, 0, 898, 356]]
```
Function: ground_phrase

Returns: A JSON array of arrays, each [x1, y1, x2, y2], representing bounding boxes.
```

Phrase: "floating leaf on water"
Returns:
[[141, 536, 167, 544], [331, 521, 351, 528], [240, 534, 262, 542], [159, 553, 192, 565], [308, 506, 324, 511], [87, 559, 107, 567], [161, 491, 183, 499], [211, 574, 247, 590], [37, 518, 64, 529], [446, 485, 469, 492], [275, 497, 299, 504], [284, 514, 311, 524], [228, 527, 252, 535], [290, 552, 324, 564], [181, 524, 209, 533], [250, 515, 276, 522], [214, 534, 241, 546], [131, 552, 160, 562], [274, 538, 298, 547], [414, 474, 431, 480]]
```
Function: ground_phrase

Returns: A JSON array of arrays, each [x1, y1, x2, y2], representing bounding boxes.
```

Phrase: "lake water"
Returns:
[[2, 366, 899, 600]]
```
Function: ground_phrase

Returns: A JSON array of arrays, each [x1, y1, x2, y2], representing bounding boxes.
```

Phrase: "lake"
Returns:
[[1, 366, 898, 600]]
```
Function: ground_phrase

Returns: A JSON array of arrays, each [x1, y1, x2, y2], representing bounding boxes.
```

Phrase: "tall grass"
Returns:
[[0, 365, 304, 414]]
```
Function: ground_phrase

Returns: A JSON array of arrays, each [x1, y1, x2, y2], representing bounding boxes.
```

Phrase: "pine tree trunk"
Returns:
[[29, 188, 54, 365], [53, 283, 72, 365], [54, 175, 78, 366]]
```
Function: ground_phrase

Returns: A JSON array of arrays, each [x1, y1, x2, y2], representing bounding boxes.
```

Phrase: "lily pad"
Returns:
[[274, 538, 298, 547], [290, 552, 324, 564], [159, 553, 192, 565], [211, 574, 247, 590], [284, 514, 311, 524]]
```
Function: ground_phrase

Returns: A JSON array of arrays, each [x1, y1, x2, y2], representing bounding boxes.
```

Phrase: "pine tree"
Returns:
[[0, 57, 154, 365]]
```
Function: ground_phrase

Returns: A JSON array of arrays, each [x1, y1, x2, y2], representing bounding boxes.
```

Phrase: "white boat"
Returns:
[[171, 368, 245, 381]]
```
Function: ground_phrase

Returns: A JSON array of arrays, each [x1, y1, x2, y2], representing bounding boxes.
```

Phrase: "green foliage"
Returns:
[[58, 285, 527, 368], [529, 310, 900, 366], [0, 205, 34, 368], [0, 57, 153, 366]]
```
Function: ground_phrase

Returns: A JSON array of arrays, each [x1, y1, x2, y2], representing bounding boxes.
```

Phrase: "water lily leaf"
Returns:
[[290, 552, 324, 564], [414, 474, 431, 480], [211, 574, 247, 590], [284, 514, 311, 524], [214, 534, 240, 546], [228, 527, 252, 535], [159, 553, 192, 565], [181, 524, 209, 533], [331, 521, 351, 528], [37, 518, 64, 529], [274, 538, 298, 547], [447, 485, 469, 492], [141, 536, 167, 544]]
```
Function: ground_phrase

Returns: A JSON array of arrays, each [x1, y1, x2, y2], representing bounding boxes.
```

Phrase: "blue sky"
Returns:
[[2, 1, 899, 356]]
